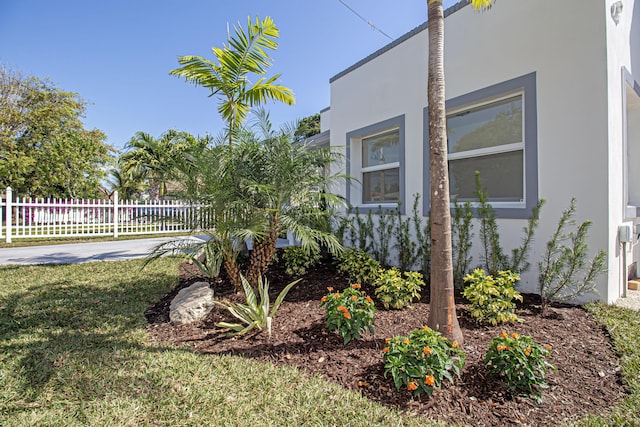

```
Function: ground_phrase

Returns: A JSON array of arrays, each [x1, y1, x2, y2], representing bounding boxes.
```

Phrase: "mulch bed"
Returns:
[[146, 256, 626, 426]]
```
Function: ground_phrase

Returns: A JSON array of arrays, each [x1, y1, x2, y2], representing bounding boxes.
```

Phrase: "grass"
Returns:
[[0, 259, 638, 426], [0, 258, 431, 426]]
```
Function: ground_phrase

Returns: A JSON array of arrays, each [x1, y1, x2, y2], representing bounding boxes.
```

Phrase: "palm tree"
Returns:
[[120, 130, 191, 200], [106, 167, 144, 200], [170, 16, 296, 145], [426, 0, 494, 345]]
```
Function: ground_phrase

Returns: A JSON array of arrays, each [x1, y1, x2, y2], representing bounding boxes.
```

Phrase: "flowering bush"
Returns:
[[462, 269, 522, 325], [382, 327, 465, 396], [282, 246, 321, 277], [320, 284, 376, 344], [484, 332, 555, 401], [374, 268, 424, 309]]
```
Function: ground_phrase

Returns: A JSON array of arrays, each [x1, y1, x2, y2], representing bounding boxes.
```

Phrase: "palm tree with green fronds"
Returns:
[[170, 16, 295, 145], [426, 0, 496, 345]]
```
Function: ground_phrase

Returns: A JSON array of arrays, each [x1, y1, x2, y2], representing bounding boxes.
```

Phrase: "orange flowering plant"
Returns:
[[382, 327, 465, 397], [320, 284, 375, 344], [484, 332, 555, 401]]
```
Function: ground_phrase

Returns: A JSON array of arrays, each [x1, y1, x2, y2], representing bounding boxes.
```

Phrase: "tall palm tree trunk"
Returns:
[[426, 0, 463, 345]]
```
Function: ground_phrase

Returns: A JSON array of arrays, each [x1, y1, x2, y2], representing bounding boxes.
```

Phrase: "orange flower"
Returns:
[[385, 338, 391, 344], [327, 287, 334, 292], [407, 381, 418, 391], [451, 341, 459, 349], [382, 347, 390, 353], [524, 346, 532, 357], [351, 283, 361, 289], [510, 333, 520, 339], [365, 296, 373, 303], [422, 326, 430, 332], [425, 375, 435, 386], [497, 344, 508, 351], [321, 296, 327, 303], [544, 344, 553, 351], [334, 293, 341, 298], [500, 331, 508, 339], [402, 339, 410, 345], [337, 305, 348, 313], [351, 295, 358, 301], [423, 346, 432, 355], [343, 312, 352, 319]]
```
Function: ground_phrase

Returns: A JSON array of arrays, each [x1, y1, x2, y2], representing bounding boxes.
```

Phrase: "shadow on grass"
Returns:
[[0, 263, 181, 405]]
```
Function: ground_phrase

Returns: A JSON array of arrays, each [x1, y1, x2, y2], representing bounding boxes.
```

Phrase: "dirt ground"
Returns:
[[146, 257, 626, 426]]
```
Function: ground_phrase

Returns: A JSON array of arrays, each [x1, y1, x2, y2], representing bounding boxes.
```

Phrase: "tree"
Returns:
[[294, 113, 321, 142], [119, 130, 200, 200], [170, 16, 295, 145], [0, 66, 112, 198], [426, 0, 494, 345]]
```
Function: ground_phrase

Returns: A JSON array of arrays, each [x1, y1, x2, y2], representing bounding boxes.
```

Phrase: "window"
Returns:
[[423, 72, 538, 219], [346, 115, 405, 212], [362, 130, 400, 203], [447, 95, 524, 203]]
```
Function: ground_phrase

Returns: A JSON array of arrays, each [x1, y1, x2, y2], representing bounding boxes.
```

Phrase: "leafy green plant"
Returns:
[[474, 172, 543, 275], [189, 241, 224, 279], [412, 194, 431, 283], [452, 198, 474, 288], [462, 269, 522, 325], [374, 268, 424, 309], [484, 331, 555, 401], [282, 246, 321, 277], [215, 275, 301, 337], [393, 201, 418, 272], [538, 198, 607, 312], [382, 327, 465, 396], [370, 205, 394, 267], [320, 283, 376, 344], [335, 247, 381, 285]]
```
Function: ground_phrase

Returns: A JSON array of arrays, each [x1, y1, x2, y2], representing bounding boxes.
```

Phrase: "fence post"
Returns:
[[113, 191, 119, 239], [6, 187, 12, 243]]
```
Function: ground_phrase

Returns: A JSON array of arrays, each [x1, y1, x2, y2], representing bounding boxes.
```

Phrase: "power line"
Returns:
[[336, 0, 394, 41]]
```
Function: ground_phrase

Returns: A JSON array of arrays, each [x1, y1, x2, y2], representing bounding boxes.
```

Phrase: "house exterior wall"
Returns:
[[328, 0, 626, 301], [606, 0, 640, 302]]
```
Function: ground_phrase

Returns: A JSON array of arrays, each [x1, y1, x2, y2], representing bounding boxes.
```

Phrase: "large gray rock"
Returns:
[[169, 281, 215, 325]]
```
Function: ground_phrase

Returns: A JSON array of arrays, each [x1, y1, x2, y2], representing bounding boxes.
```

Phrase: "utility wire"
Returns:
[[337, 0, 394, 40]]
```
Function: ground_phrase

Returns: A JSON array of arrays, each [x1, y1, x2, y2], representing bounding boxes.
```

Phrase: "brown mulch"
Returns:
[[146, 256, 626, 427]]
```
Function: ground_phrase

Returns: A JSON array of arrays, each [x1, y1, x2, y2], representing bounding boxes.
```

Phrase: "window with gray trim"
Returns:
[[346, 115, 405, 212], [423, 72, 538, 219]]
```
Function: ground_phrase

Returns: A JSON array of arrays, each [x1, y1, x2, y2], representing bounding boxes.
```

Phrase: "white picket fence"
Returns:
[[0, 187, 205, 243]]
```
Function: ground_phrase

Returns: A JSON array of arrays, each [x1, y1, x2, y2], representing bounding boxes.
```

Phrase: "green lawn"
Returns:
[[0, 259, 637, 426]]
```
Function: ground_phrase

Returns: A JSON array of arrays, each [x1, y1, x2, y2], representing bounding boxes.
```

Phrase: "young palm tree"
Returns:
[[170, 16, 295, 145], [426, 0, 494, 345]]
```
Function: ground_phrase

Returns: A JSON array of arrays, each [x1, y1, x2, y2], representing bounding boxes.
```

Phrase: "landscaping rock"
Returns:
[[169, 281, 215, 325]]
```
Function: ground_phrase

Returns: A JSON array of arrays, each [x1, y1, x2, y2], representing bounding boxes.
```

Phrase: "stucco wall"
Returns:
[[329, 0, 620, 301]]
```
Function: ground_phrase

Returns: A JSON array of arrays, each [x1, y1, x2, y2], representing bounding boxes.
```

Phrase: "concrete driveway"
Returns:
[[0, 236, 209, 265]]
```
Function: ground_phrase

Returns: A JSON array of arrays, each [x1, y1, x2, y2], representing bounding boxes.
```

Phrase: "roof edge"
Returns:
[[329, 0, 470, 83]]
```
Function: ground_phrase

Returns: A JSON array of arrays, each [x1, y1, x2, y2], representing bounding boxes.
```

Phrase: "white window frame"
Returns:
[[446, 92, 526, 209], [346, 115, 405, 213]]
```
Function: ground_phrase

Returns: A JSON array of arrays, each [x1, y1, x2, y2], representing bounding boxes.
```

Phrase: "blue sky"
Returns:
[[0, 0, 458, 151]]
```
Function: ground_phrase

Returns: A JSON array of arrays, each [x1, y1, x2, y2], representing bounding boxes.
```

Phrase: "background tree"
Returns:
[[294, 113, 321, 141], [426, 0, 494, 345], [0, 65, 112, 198], [170, 16, 295, 145]]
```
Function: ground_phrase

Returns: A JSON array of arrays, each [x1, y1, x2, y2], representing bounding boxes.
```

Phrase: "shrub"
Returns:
[[462, 269, 522, 325], [215, 275, 300, 337], [282, 246, 321, 277], [538, 198, 607, 311], [374, 268, 424, 309], [484, 332, 555, 401], [335, 247, 381, 285], [320, 284, 376, 344], [382, 327, 465, 396]]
